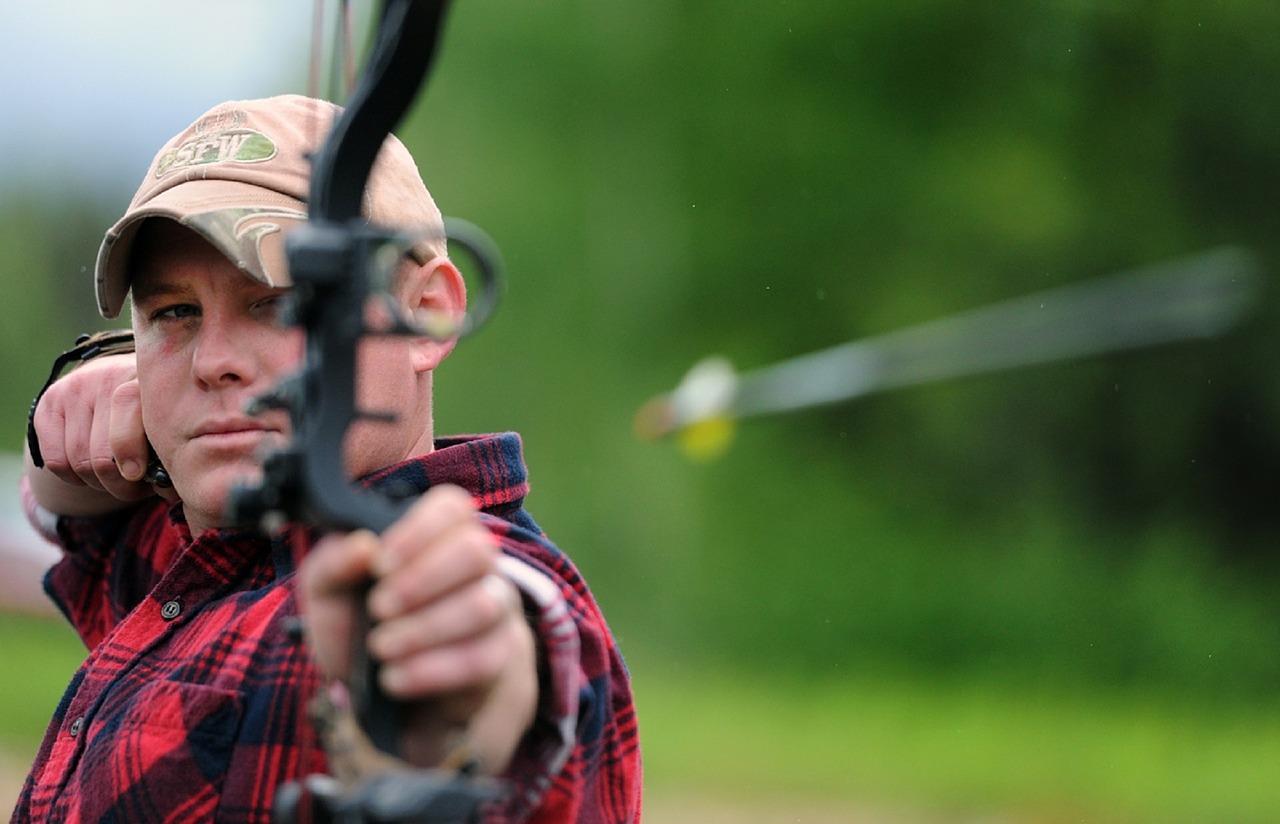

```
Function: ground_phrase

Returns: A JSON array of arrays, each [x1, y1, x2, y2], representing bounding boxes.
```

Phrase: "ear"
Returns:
[[398, 255, 467, 373]]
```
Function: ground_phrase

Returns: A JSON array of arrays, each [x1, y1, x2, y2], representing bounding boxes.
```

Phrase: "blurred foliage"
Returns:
[[412, 0, 1280, 698], [0, 615, 84, 752], [0, 189, 115, 450], [3, 0, 1279, 710]]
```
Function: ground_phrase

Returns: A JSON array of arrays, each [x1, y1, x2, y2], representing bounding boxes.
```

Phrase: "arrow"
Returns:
[[636, 246, 1262, 458]]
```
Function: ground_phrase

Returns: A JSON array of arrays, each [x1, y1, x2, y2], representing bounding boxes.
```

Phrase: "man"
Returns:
[[16, 94, 640, 823]]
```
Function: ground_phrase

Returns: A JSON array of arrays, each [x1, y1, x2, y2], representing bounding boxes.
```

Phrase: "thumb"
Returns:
[[109, 379, 148, 482]]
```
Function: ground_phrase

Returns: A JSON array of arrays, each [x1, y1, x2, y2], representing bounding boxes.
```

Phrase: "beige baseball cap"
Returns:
[[95, 94, 445, 319]]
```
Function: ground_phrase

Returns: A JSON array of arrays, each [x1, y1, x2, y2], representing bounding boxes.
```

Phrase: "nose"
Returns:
[[191, 312, 259, 389]]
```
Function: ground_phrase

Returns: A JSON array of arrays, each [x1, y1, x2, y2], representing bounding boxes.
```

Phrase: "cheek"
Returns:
[[282, 326, 306, 355], [355, 339, 414, 401], [266, 330, 306, 375], [134, 353, 182, 438]]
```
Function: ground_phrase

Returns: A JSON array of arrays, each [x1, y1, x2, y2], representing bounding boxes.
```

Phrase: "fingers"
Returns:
[[91, 379, 152, 500], [370, 572, 524, 695], [32, 382, 83, 483], [298, 485, 523, 701], [32, 355, 155, 503], [366, 484, 497, 627], [371, 573, 519, 654], [296, 486, 539, 771], [299, 530, 380, 677], [365, 487, 511, 699], [373, 484, 492, 579]]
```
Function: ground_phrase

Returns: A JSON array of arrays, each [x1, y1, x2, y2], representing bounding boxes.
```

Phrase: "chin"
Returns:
[[173, 461, 265, 530]]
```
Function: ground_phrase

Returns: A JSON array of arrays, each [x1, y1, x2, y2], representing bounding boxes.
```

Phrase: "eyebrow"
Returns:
[[129, 276, 188, 307]]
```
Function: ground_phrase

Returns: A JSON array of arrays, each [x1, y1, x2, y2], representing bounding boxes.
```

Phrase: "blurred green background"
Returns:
[[3, 2, 1279, 821]]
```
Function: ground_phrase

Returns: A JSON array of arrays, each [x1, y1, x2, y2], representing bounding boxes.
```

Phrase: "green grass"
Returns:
[[633, 653, 1280, 823], [4, 613, 1278, 823], [0, 613, 85, 753]]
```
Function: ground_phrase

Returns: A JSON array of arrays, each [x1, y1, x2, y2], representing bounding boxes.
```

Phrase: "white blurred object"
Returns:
[[638, 246, 1262, 442], [0, 453, 59, 617]]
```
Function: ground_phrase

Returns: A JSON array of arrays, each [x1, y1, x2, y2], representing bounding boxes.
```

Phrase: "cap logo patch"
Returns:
[[155, 128, 278, 178]]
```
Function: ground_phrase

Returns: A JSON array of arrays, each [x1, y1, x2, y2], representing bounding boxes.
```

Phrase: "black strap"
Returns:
[[27, 330, 135, 468]]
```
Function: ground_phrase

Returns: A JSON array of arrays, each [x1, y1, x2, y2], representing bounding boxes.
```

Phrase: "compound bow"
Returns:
[[227, 2, 504, 821]]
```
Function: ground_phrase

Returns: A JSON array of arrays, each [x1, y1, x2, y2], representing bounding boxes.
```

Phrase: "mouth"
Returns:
[[190, 420, 284, 449]]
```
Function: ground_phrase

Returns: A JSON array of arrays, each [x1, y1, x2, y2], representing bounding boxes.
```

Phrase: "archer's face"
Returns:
[[129, 221, 444, 536], [130, 222, 299, 535]]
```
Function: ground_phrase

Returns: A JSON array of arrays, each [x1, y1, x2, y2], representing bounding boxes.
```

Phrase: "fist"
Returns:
[[299, 484, 537, 770], [28, 353, 170, 507]]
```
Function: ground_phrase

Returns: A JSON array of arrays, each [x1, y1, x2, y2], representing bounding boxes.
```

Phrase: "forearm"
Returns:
[[24, 442, 137, 517]]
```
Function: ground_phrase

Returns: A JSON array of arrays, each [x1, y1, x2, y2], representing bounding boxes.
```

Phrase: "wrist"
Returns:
[[27, 330, 135, 468]]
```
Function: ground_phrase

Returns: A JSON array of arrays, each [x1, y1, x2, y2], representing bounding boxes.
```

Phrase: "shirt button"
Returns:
[[161, 599, 182, 620], [69, 716, 84, 737]]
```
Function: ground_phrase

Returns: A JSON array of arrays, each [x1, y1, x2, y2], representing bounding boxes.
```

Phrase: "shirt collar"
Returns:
[[167, 432, 531, 550], [361, 432, 530, 511]]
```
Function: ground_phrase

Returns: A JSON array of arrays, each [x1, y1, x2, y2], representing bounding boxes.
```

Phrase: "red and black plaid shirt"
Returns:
[[13, 433, 640, 823]]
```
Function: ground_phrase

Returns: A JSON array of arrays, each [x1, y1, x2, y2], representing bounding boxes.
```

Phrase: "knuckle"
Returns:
[[32, 406, 67, 448], [69, 454, 96, 478], [463, 527, 499, 564], [111, 378, 141, 404], [455, 637, 505, 685], [68, 458, 103, 490], [471, 587, 506, 629], [89, 451, 118, 476], [423, 484, 478, 519]]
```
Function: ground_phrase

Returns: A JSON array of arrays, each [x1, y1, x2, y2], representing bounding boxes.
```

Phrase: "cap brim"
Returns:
[[96, 178, 307, 318]]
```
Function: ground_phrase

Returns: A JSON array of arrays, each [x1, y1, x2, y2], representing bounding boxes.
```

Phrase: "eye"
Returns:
[[151, 303, 200, 322], [251, 293, 290, 322]]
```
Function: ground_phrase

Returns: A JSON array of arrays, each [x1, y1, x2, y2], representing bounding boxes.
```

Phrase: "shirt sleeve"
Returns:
[[486, 518, 642, 824], [37, 495, 175, 650], [19, 473, 61, 543]]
